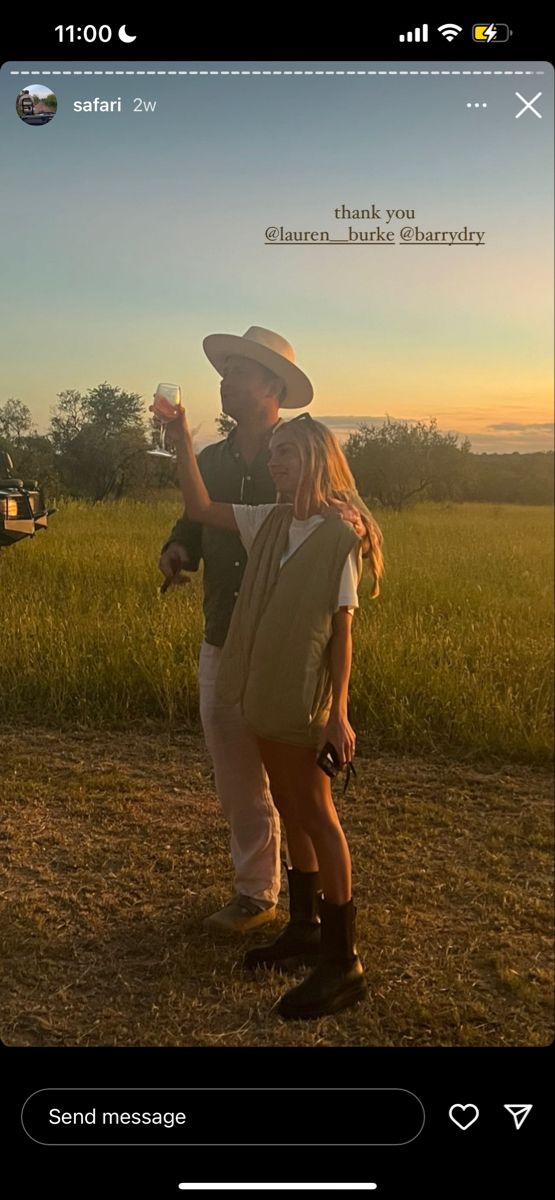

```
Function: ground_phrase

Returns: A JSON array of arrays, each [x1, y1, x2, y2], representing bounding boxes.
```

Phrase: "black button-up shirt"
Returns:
[[163, 421, 282, 646]]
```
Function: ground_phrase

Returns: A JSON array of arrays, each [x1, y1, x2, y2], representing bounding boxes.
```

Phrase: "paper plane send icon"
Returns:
[[504, 1104, 533, 1130]]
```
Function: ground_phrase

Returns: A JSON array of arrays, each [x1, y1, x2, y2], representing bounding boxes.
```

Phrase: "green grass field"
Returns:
[[2, 498, 553, 763], [2, 500, 553, 1048]]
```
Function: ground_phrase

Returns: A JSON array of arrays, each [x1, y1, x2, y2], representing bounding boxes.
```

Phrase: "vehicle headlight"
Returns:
[[1, 498, 19, 518]]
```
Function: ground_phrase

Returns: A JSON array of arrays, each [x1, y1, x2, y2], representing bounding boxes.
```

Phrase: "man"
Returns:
[[159, 326, 371, 934]]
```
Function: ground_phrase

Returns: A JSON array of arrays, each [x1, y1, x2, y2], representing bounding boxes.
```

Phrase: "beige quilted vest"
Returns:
[[215, 505, 362, 747]]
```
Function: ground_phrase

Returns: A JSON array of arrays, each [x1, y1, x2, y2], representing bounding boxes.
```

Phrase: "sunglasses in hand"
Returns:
[[316, 741, 357, 794]]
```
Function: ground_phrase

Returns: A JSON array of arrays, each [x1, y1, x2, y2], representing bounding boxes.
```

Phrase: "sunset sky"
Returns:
[[1, 60, 553, 453]]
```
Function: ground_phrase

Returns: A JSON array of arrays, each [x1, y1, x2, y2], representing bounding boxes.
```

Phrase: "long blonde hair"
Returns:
[[271, 414, 384, 598]]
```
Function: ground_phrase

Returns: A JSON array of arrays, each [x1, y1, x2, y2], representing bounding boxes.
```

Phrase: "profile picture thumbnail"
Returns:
[[16, 84, 57, 126]]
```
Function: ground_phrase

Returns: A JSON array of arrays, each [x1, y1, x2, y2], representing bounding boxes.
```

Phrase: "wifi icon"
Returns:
[[438, 23, 463, 41]]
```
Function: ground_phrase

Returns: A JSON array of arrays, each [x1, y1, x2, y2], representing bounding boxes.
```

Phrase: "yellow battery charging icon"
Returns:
[[473, 23, 512, 41]]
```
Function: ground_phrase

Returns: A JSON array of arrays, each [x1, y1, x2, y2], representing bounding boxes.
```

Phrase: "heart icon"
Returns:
[[449, 1104, 480, 1130]]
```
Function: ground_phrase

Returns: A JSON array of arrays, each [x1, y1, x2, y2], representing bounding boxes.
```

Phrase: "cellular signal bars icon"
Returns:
[[399, 24, 429, 42]]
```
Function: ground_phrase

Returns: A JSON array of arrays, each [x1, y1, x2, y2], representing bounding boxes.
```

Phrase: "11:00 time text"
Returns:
[[55, 25, 117, 41]]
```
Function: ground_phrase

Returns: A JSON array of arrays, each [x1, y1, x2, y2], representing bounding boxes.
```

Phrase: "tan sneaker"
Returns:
[[202, 895, 277, 935]]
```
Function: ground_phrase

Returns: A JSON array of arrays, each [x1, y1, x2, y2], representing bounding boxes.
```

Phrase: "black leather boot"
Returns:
[[243, 867, 322, 971], [277, 897, 366, 1019]]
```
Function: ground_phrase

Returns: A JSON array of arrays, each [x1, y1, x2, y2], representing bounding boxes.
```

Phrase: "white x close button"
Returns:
[[515, 92, 542, 119]]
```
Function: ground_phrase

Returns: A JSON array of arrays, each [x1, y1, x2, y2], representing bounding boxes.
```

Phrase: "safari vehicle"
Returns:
[[0, 451, 54, 550]]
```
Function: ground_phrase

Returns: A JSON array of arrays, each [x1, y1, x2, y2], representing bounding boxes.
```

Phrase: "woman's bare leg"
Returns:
[[256, 737, 351, 905]]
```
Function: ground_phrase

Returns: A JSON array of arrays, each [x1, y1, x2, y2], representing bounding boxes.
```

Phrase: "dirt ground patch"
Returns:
[[0, 727, 552, 1047]]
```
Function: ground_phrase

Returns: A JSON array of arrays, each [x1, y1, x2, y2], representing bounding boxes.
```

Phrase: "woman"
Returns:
[[167, 406, 383, 1019]]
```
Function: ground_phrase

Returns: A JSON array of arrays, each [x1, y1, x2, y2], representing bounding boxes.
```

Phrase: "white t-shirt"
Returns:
[[232, 503, 359, 614]]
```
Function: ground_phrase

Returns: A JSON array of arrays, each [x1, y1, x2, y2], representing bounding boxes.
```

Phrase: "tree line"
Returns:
[[1, 388, 553, 509]]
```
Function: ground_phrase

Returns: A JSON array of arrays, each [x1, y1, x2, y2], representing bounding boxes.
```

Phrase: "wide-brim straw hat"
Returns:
[[203, 325, 313, 409]]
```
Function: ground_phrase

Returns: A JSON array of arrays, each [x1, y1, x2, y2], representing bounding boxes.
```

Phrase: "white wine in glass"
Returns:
[[147, 383, 181, 458]]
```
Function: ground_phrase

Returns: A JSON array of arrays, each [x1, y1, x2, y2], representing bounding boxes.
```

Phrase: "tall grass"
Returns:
[[1, 499, 553, 763]]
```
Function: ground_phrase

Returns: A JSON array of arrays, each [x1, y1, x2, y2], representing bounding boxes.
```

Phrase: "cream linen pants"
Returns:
[[198, 639, 282, 906]]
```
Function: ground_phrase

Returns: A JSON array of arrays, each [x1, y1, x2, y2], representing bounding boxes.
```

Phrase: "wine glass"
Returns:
[[147, 383, 181, 458]]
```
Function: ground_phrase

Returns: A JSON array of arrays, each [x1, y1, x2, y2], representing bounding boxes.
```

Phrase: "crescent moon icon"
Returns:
[[118, 25, 137, 43]]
